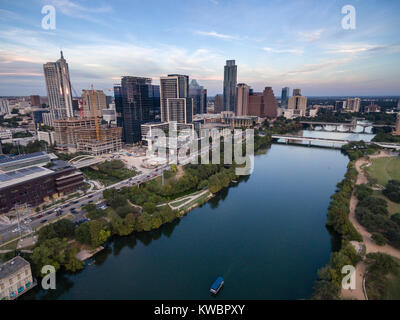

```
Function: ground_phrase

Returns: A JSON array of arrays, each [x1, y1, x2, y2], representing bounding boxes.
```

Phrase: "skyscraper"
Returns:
[[160, 74, 193, 123], [281, 87, 290, 108], [81, 89, 106, 118], [223, 60, 237, 113], [120, 76, 160, 143], [236, 83, 250, 116], [30, 95, 41, 107], [189, 79, 207, 115], [214, 94, 224, 114], [43, 51, 73, 123]]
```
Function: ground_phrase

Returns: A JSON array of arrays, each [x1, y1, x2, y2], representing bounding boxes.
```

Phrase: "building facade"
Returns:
[[0, 99, 10, 116], [223, 60, 237, 113], [30, 95, 41, 107], [120, 76, 161, 144], [81, 89, 107, 118], [0, 256, 34, 300], [288, 88, 307, 116], [346, 98, 361, 112], [189, 79, 207, 115], [236, 83, 250, 116], [248, 87, 278, 118], [43, 51, 73, 122], [281, 87, 290, 108], [160, 74, 189, 122]]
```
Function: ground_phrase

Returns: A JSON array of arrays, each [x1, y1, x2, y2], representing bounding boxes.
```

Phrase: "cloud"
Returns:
[[327, 43, 400, 54], [263, 47, 304, 54], [298, 29, 324, 42], [282, 58, 352, 76], [195, 31, 239, 40]]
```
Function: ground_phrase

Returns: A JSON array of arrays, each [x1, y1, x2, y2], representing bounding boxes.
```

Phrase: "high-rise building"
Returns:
[[288, 89, 307, 116], [43, 51, 74, 123], [189, 79, 207, 115], [30, 95, 41, 107], [223, 60, 237, 113], [120, 76, 160, 143], [160, 74, 192, 123], [0, 98, 10, 116], [81, 89, 107, 118], [113, 85, 124, 138], [397, 98, 400, 111], [346, 98, 361, 112], [236, 83, 250, 116], [281, 87, 290, 108], [214, 94, 224, 114], [248, 87, 278, 118]]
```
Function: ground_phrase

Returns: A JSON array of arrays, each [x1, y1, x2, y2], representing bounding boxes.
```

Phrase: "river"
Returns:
[[24, 136, 361, 300]]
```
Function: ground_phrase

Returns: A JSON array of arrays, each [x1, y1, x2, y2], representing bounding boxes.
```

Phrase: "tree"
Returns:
[[143, 202, 157, 214], [383, 180, 400, 203], [372, 233, 387, 246]]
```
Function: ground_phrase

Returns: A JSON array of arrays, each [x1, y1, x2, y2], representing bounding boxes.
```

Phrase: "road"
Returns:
[[0, 165, 170, 244]]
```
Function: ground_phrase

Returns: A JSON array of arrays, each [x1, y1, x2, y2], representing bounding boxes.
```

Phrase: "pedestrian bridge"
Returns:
[[68, 155, 104, 168]]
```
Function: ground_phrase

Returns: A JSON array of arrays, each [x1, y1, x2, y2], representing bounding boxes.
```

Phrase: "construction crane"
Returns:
[[91, 84, 101, 142]]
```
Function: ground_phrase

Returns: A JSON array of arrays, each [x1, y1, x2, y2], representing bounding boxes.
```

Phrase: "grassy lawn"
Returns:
[[82, 160, 137, 186], [367, 157, 400, 186]]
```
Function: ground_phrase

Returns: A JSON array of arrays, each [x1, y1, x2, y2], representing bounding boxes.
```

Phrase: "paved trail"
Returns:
[[342, 151, 400, 300]]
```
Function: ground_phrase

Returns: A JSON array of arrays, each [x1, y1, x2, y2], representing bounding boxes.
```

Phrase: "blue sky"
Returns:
[[0, 0, 399, 96]]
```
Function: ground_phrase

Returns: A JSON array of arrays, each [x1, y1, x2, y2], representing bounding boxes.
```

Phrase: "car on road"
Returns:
[[56, 212, 62, 217], [40, 219, 47, 224]]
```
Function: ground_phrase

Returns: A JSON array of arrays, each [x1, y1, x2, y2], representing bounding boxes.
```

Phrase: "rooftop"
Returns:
[[0, 166, 53, 189], [0, 151, 47, 165], [0, 256, 30, 279]]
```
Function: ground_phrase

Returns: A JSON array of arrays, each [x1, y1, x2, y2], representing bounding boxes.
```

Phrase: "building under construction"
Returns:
[[53, 118, 122, 155], [76, 126, 122, 155]]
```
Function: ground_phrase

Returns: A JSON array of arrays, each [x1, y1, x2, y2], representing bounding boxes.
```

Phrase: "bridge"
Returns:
[[68, 155, 104, 168], [299, 120, 395, 133], [271, 135, 400, 150]]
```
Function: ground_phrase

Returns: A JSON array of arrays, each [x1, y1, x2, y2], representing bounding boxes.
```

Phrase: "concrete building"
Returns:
[[160, 74, 189, 122], [248, 87, 278, 118], [346, 98, 361, 112], [30, 95, 41, 107], [81, 89, 106, 118], [223, 60, 237, 113], [0, 98, 10, 116], [0, 256, 34, 300], [53, 118, 96, 151], [288, 88, 307, 116], [43, 51, 73, 123], [167, 98, 193, 123], [0, 153, 83, 213], [53, 118, 121, 154], [236, 83, 250, 116], [37, 130, 55, 145]]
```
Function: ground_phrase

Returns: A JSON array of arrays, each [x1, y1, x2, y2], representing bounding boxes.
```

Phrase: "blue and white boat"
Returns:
[[210, 276, 224, 295]]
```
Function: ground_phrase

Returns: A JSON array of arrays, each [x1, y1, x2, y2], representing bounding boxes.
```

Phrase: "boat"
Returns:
[[209, 276, 224, 295]]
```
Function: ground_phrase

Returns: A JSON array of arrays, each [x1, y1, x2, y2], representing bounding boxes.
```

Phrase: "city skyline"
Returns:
[[0, 0, 400, 96]]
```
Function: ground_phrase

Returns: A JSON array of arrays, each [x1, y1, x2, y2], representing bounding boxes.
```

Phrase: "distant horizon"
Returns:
[[0, 0, 399, 96]]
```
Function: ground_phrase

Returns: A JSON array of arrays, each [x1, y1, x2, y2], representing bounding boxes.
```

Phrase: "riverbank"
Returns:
[[342, 151, 400, 300]]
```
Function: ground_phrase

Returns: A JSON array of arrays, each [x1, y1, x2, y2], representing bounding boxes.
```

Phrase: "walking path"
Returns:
[[342, 150, 400, 300], [168, 190, 209, 210]]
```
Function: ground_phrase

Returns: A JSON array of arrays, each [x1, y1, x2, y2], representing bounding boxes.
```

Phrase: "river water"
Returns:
[[25, 134, 361, 300]]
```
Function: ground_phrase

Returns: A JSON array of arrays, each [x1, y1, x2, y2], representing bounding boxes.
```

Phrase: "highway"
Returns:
[[0, 165, 170, 244]]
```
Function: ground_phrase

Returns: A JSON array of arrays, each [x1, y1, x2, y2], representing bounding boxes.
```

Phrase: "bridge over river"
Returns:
[[271, 135, 400, 150], [299, 120, 395, 133]]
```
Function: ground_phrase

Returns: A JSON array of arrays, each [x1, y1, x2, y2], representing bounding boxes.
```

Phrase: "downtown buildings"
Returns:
[[281, 87, 290, 108], [189, 79, 207, 115], [160, 74, 193, 124], [287, 88, 307, 117], [223, 60, 237, 113], [118, 76, 160, 144], [43, 51, 74, 124], [81, 89, 107, 118]]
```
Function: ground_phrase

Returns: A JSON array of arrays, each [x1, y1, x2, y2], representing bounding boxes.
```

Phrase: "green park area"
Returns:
[[81, 160, 137, 186], [367, 157, 400, 186]]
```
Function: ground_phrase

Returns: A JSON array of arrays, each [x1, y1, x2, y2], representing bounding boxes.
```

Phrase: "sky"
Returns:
[[0, 0, 399, 97]]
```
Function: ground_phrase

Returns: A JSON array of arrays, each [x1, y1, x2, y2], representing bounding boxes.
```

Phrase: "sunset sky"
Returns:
[[0, 0, 399, 96]]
